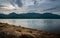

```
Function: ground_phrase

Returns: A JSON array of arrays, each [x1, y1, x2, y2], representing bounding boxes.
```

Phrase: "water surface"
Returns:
[[0, 19, 60, 34]]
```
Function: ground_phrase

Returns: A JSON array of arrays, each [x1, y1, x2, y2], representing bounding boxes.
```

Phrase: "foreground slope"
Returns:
[[0, 23, 60, 38]]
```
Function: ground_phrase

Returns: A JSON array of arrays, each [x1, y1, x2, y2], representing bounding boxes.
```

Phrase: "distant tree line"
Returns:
[[0, 12, 60, 19]]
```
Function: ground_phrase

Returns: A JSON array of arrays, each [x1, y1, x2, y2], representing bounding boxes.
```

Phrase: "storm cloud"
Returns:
[[0, 0, 60, 14]]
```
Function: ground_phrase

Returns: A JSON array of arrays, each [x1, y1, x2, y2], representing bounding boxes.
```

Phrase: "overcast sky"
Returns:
[[0, 0, 60, 14]]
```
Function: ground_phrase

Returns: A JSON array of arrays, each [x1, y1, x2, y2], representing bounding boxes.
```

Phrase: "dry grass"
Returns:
[[0, 22, 60, 38]]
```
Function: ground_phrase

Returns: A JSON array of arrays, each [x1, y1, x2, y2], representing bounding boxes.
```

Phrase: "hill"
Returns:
[[0, 23, 60, 38], [0, 12, 60, 19]]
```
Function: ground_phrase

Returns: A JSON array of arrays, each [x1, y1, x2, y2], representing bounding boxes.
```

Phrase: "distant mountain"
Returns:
[[0, 12, 60, 19]]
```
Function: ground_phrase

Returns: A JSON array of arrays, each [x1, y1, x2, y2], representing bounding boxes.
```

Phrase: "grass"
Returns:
[[0, 22, 60, 38]]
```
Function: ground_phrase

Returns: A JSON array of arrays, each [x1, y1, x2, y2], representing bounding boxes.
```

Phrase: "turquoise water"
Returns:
[[0, 19, 60, 34]]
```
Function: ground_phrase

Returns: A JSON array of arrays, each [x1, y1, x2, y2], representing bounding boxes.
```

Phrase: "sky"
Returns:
[[0, 0, 60, 14]]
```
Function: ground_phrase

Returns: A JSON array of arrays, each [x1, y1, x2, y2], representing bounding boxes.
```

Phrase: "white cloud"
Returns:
[[0, 3, 15, 10], [0, 0, 60, 15], [27, 0, 60, 14]]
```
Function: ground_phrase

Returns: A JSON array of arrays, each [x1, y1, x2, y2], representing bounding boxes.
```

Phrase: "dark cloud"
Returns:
[[42, 5, 60, 12], [15, 0, 23, 7], [0, 4, 7, 7], [0, 0, 60, 14], [9, 0, 23, 7], [50, 0, 56, 1]]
